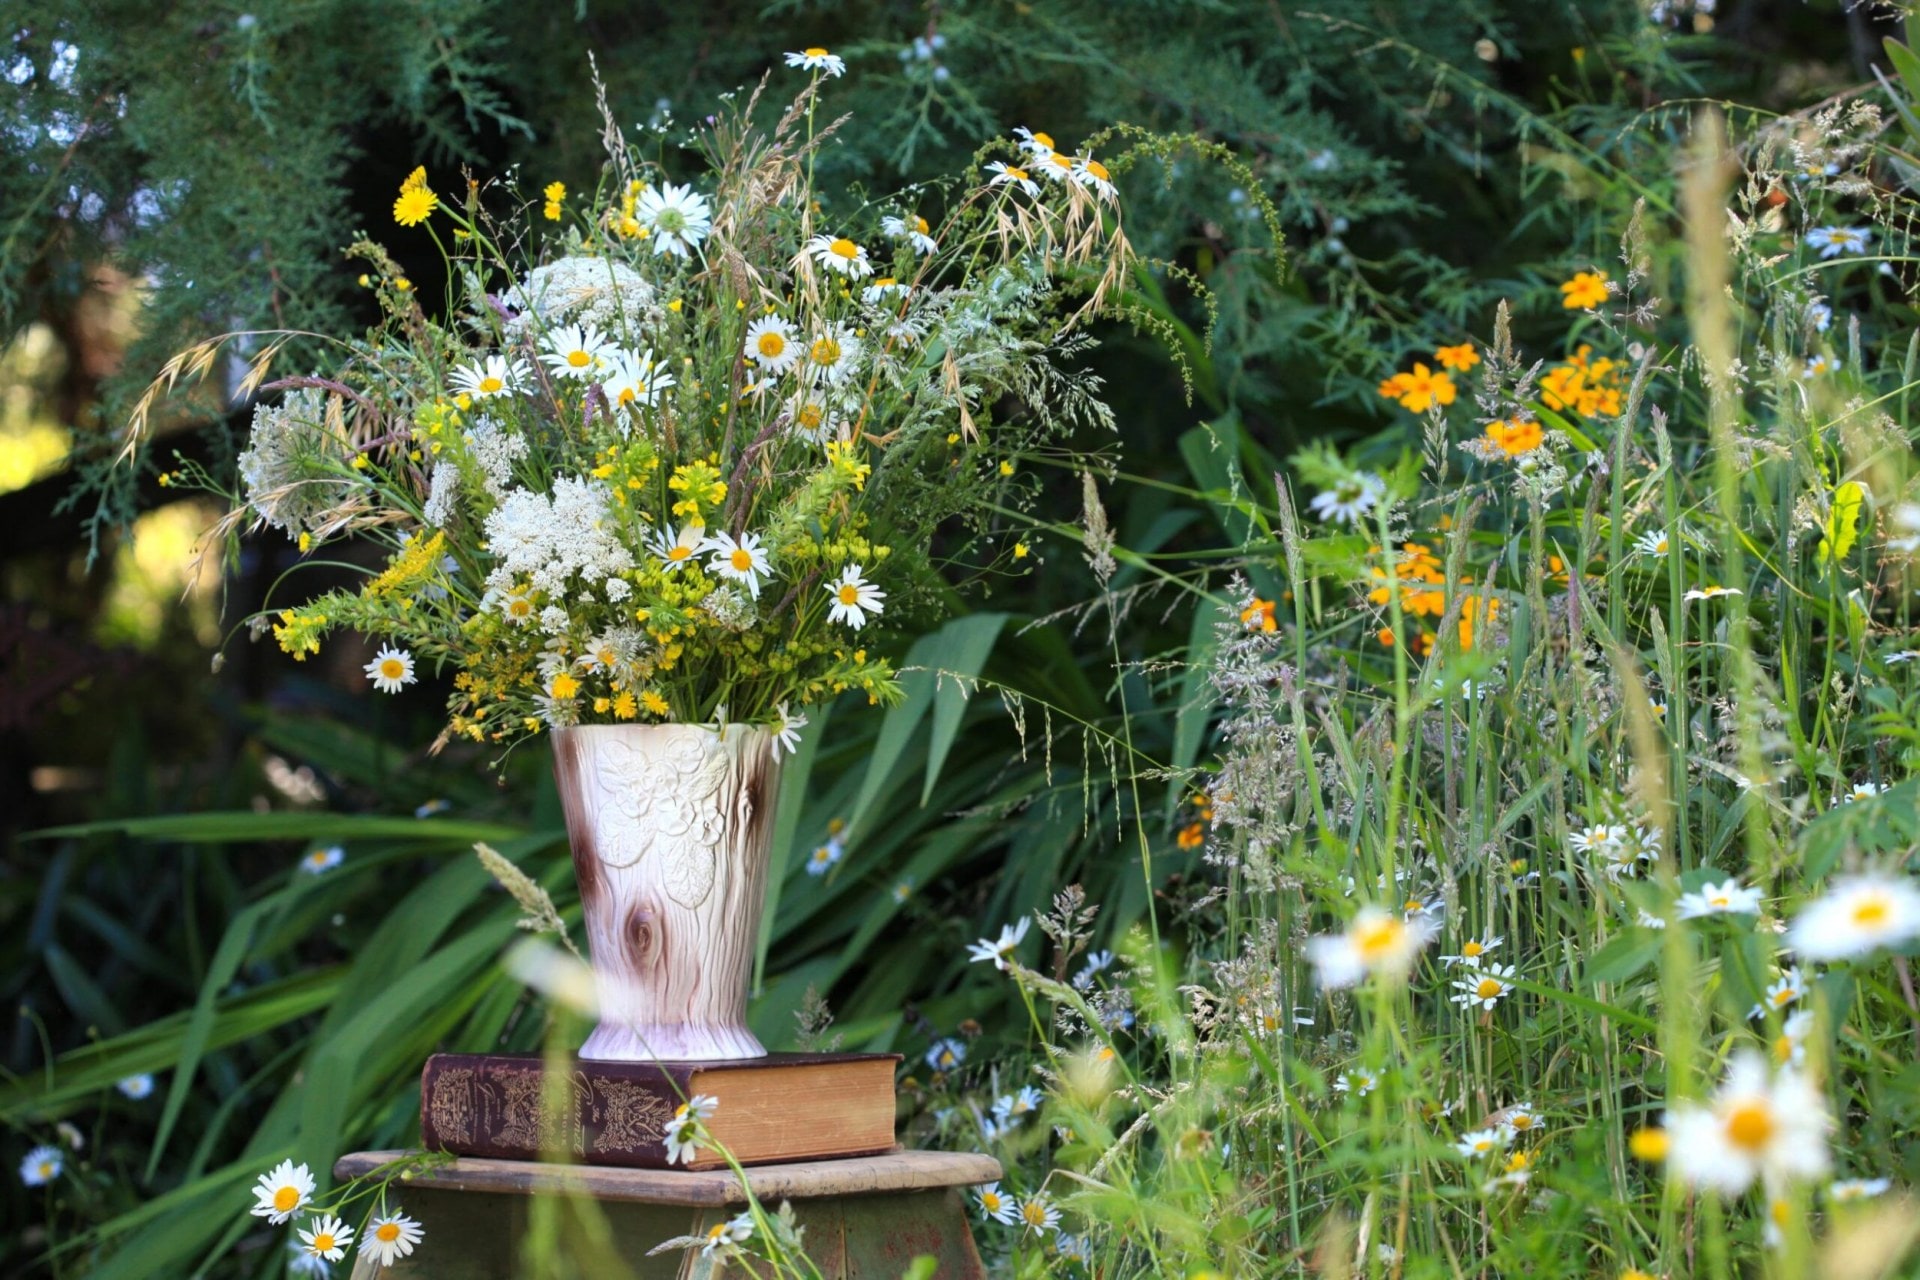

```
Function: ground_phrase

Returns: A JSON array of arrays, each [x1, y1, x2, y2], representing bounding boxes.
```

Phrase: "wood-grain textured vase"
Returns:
[[551, 724, 780, 1062]]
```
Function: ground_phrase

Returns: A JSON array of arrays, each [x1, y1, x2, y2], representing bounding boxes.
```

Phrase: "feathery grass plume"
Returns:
[[475, 842, 581, 961]]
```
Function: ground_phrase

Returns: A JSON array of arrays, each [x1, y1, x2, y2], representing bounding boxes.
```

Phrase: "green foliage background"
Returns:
[[0, 1, 1897, 1276]]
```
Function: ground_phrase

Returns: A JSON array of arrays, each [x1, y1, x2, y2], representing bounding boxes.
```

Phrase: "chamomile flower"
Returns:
[[805, 837, 844, 876], [485, 583, 538, 625], [926, 1037, 966, 1071], [1451, 963, 1517, 1010], [1309, 473, 1386, 525], [1804, 353, 1841, 378], [20, 1145, 62, 1186], [1664, 1052, 1830, 1194], [1805, 225, 1871, 259], [1750, 968, 1806, 1019], [1334, 1068, 1379, 1097], [1454, 1127, 1509, 1159], [771, 702, 807, 759], [802, 324, 862, 385], [1841, 781, 1882, 803], [1830, 1178, 1893, 1203], [1017, 1194, 1062, 1237], [250, 1159, 317, 1222], [967, 918, 1030, 969], [701, 1213, 755, 1255], [882, 213, 938, 255], [450, 354, 530, 400], [861, 276, 907, 305], [985, 161, 1040, 197], [359, 1212, 424, 1267], [363, 645, 417, 694], [116, 1073, 155, 1100], [805, 234, 873, 279], [1013, 127, 1057, 158], [975, 1182, 1018, 1224], [994, 1086, 1045, 1123], [702, 530, 773, 598], [1636, 907, 1669, 930], [1676, 877, 1764, 919], [1569, 823, 1627, 856], [1633, 529, 1673, 558], [663, 1095, 718, 1165], [1071, 155, 1116, 200], [601, 348, 675, 415], [1440, 935, 1503, 967], [1073, 950, 1115, 989], [1303, 905, 1436, 988], [784, 47, 846, 77], [650, 522, 706, 571], [635, 182, 711, 257], [1683, 585, 1743, 601], [287, 1242, 330, 1276], [1787, 873, 1920, 960], [300, 845, 344, 875], [538, 323, 616, 379], [298, 1215, 354, 1262], [1504, 1104, 1542, 1136], [824, 564, 886, 629], [743, 316, 801, 374], [1808, 301, 1834, 331], [1772, 1009, 1814, 1068]]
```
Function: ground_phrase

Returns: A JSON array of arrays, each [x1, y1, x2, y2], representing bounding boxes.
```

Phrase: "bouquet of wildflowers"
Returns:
[[140, 68, 1152, 758]]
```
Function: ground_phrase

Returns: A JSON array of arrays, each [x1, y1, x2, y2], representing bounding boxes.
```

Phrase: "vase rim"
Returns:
[[552, 722, 772, 740]]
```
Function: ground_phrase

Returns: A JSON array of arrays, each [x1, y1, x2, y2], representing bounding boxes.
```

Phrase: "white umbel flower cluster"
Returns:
[[482, 478, 634, 600], [504, 255, 660, 338], [238, 388, 354, 537]]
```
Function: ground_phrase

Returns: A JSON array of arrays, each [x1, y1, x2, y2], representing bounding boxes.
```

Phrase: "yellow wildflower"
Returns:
[[1559, 270, 1609, 310]]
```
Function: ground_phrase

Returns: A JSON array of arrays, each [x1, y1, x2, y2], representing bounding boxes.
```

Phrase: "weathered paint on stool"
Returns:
[[335, 1149, 1001, 1279]]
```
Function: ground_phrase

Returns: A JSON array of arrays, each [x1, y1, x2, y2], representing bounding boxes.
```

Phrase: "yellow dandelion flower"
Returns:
[[394, 186, 437, 227]]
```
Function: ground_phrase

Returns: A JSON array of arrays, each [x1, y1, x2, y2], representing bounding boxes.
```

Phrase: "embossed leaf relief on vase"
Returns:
[[554, 723, 780, 1062]]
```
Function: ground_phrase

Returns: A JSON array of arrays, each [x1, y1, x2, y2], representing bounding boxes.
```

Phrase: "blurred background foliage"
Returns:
[[0, 0, 1900, 1275]]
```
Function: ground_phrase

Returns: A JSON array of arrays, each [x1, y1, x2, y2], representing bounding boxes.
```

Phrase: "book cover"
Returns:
[[420, 1052, 900, 1170]]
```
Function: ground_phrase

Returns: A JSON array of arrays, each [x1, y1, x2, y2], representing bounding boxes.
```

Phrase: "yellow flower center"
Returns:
[[758, 332, 787, 357], [914, 216, 929, 234], [274, 1186, 300, 1211], [479, 376, 503, 394], [730, 548, 753, 571], [1853, 895, 1890, 927], [1354, 916, 1404, 960], [707, 1223, 729, 1240], [983, 1192, 1001, 1211], [1772, 987, 1795, 1006], [1022, 1202, 1047, 1225], [873, 277, 896, 289], [1709, 893, 1729, 908], [1047, 151, 1072, 169], [1473, 1138, 1494, 1153], [1462, 941, 1483, 957], [804, 46, 828, 57], [312, 1233, 335, 1251], [1086, 160, 1110, 180], [377, 1223, 401, 1243], [1770, 1199, 1790, 1227], [668, 545, 692, 561], [567, 350, 591, 368], [508, 598, 532, 617], [811, 338, 841, 365], [1724, 1100, 1775, 1152], [828, 237, 858, 260], [1004, 166, 1029, 181], [797, 405, 824, 429], [1476, 978, 1503, 1000], [1511, 1113, 1534, 1130], [379, 659, 405, 679], [1031, 131, 1055, 150], [618, 387, 637, 405], [838, 584, 861, 605]]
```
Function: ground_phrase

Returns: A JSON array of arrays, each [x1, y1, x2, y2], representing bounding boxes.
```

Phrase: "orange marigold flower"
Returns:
[[1434, 343, 1480, 372], [1176, 822, 1206, 850], [1559, 270, 1609, 310], [1378, 371, 1413, 400], [1484, 417, 1544, 457], [1241, 598, 1277, 632], [1457, 595, 1500, 650], [1394, 363, 1457, 413]]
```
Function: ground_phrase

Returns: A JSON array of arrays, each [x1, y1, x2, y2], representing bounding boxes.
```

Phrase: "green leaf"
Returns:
[[921, 612, 1008, 805], [1817, 480, 1865, 563], [27, 812, 521, 844], [1584, 931, 1663, 986]]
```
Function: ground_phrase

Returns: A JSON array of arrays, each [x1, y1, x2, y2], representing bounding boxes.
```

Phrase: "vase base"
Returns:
[[579, 1021, 768, 1063]]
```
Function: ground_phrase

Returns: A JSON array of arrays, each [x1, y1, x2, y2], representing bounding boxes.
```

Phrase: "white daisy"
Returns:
[[1309, 473, 1386, 525], [785, 389, 850, 444], [1750, 967, 1806, 1020], [1808, 301, 1833, 331], [824, 564, 885, 629], [1805, 225, 1871, 259], [994, 1086, 1045, 1122], [450, 354, 531, 400], [1841, 781, 1882, 803], [783, 47, 846, 77], [1569, 823, 1627, 856], [1887, 650, 1920, 664], [985, 161, 1040, 197], [881, 213, 937, 255], [250, 1159, 317, 1223], [1303, 905, 1436, 989], [1013, 127, 1058, 159], [1439, 935, 1503, 967], [802, 324, 862, 385], [1032, 147, 1076, 184], [359, 1212, 424, 1267], [298, 1214, 354, 1262], [1017, 1194, 1061, 1237], [1453, 1127, 1508, 1159], [805, 234, 874, 279], [1636, 907, 1669, 930], [925, 1037, 965, 1071], [1787, 873, 1920, 960], [771, 702, 807, 759], [1804, 353, 1841, 378], [1683, 585, 1742, 601], [288, 1241, 331, 1276], [975, 1182, 1018, 1224], [743, 316, 801, 374], [702, 529, 773, 598], [300, 846, 344, 875], [1073, 950, 1115, 989], [805, 836, 844, 876], [1334, 1068, 1378, 1096], [650, 522, 706, 571], [1830, 1177, 1893, 1203], [966, 918, 1030, 970], [662, 1094, 719, 1166], [1633, 528, 1673, 558], [861, 276, 907, 305], [600, 348, 676, 415], [538, 322, 615, 379], [700, 1213, 755, 1255], [1071, 155, 1116, 201], [363, 645, 417, 695], [635, 182, 712, 258], [115, 1073, 155, 1100], [1665, 1051, 1830, 1194], [1676, 877, 1764, 919], [1504, 1104, 1542, 1136], [1450, 963, 1517, 1010], [20, 1144, 62, 1186]]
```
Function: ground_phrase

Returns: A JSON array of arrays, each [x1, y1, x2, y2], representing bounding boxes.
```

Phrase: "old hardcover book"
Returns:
[[419, 1052, 900, 1170]]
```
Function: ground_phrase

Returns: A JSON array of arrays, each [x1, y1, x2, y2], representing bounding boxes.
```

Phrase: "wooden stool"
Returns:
[[334, 1149, 1002, 1279]]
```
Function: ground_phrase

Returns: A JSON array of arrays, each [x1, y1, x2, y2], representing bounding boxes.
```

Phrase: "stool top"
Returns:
[[334, 1148, 1003, 1208]]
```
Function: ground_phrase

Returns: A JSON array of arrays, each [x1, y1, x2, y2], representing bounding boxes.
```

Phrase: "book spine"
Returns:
[[421, 1056, 693, 1168]]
